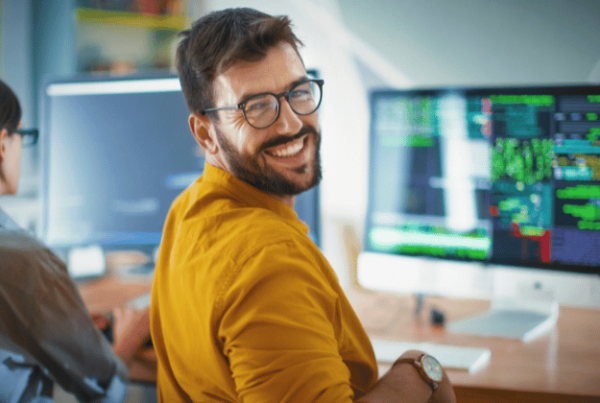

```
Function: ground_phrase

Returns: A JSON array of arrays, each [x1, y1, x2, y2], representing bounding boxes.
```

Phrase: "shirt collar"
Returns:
[[200, 162, 309, 235]]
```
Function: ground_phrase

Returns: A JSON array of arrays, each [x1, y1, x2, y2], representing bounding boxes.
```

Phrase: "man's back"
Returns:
[[151, 164, 378, 402]]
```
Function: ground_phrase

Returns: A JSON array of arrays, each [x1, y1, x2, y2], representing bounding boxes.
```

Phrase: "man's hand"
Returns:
[[111, 306, 151, 364]]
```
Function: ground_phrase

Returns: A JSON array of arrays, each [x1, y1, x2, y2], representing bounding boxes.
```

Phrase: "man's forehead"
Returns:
[[213, 43, 306, 105]]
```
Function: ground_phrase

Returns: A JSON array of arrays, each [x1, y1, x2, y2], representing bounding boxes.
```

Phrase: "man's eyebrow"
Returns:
[[237, 76, 310, 104], [287, 76, 311, 90]]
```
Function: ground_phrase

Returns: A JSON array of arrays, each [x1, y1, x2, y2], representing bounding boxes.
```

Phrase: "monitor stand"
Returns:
[[447, 296, 559, 342], [355, 252, 581, 342]]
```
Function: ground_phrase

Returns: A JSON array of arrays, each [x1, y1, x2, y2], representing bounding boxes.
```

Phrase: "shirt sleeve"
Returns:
[[94, 371, 128, 403], [218, 240, 355, 403], [0, 232, 128, 403]]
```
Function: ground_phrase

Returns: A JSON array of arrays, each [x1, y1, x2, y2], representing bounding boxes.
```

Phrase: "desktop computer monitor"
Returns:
[[357, 84, 600, 340], [40, 73, 321, 278], [40, 74, 200, 250]]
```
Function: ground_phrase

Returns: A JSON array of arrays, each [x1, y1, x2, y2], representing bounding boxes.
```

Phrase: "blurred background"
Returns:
[[0, 0, 599, 401], [2, 0, 598, 288]]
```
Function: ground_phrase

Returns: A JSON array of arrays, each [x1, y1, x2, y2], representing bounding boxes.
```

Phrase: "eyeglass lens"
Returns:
[[16, 129, 38, 146], [244, 80, 322, 129]]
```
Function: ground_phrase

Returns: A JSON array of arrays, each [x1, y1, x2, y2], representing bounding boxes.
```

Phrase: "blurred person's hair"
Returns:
[[0, 80, 22, 134]]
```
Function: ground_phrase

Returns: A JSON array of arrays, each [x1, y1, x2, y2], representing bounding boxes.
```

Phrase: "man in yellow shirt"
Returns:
[[150, 7, 456, 403]]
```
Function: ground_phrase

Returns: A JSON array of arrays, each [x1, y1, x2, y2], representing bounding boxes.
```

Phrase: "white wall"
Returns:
[[3, 0, 599, 291], [337, 0, 600, 87]]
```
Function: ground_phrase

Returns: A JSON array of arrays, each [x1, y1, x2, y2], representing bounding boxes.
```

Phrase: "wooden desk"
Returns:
[[80, 277, 600, 401], [347, 287, 600, 403]]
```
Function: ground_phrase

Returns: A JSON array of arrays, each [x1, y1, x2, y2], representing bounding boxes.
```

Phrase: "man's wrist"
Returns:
[[394, 350, 442, 393], [356, 361, 434, 403], [393, 350, 456, 403]]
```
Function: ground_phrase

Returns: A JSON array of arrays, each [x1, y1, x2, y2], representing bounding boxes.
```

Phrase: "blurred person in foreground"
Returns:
[[150, 7, 456, 403], [0, 79, 151, 403]]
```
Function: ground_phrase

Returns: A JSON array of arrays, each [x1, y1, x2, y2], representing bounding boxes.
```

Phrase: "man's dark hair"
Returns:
[[0, 80, 22, 134], [176, 7, 304, 116]]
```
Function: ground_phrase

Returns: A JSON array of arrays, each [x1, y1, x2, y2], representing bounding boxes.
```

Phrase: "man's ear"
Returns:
[[189, 113, 219, 155]]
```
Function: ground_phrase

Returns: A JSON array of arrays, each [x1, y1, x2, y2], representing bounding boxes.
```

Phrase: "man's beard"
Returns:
[[215, 124, 322, 196]]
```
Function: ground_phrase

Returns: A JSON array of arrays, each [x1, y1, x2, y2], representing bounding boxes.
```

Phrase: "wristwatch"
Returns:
[[395, 351, 444, 391]]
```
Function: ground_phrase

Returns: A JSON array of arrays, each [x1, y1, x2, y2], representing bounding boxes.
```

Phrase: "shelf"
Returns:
[[76, 7, 188, 31]]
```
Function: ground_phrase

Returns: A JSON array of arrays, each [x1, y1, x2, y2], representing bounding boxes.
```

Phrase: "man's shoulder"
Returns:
[[171, 180, 297, 242], [169, 179, 201, 212], [164, 177, 320, 270], [170, 197, 313, 268], [229, 207, 298, 247], [167, 175, 231, 219], [200, 203, 299, 253]]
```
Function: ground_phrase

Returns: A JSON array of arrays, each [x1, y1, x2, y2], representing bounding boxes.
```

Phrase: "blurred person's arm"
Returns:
[[0, 231, 131, 402], [110, 306, 151, 364]]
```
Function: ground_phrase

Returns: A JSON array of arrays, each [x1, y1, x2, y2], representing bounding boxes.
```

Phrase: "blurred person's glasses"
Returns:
[[202, 79, 324, 129], [15, 129, 39, 147]]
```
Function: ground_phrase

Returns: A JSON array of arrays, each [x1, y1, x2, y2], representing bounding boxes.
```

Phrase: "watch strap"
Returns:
[[395, 352, 440, 391]]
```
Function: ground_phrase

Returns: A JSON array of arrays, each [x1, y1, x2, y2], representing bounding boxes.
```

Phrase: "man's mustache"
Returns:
[[258, 125, 319, 153]]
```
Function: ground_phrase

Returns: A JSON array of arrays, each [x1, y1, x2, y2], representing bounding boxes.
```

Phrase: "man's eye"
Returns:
[[291, 89, 310, 99], [246, 99, 270, 113]]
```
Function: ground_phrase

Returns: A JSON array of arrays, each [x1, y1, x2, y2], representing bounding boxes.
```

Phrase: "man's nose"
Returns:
[[273, 97, 303, 134]]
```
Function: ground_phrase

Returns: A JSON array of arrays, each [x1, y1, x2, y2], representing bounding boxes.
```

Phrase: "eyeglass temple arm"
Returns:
[[202, 105, 241, 114]]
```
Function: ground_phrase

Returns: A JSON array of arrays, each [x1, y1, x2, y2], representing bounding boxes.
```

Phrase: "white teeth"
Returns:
[[269, 138, 304, 157]]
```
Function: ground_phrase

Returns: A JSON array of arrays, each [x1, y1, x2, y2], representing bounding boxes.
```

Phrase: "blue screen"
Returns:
[[41, 75, 201, 247]]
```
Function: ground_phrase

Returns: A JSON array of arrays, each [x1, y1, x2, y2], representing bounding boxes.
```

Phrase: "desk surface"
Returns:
[[347, 287, 600, 403], [80, 277, 600, 402]]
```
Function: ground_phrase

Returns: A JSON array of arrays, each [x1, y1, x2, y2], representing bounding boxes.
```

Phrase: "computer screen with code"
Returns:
[[365, 85, 600, 274]]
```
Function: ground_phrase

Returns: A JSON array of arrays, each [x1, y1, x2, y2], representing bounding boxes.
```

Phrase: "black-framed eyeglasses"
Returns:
[[15, 129, 39, 147], [202, 79, 324, 129]]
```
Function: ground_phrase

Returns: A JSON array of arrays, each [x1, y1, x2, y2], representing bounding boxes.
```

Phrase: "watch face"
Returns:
[[422, 355, 443, 382]]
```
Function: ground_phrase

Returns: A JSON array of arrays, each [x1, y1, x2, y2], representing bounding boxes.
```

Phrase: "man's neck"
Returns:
[[270, 193, 295, 209], [206, 158, 297, 209]]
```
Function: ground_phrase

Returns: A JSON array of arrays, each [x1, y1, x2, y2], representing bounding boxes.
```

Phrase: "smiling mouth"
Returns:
[[264, 135, 307, 158]]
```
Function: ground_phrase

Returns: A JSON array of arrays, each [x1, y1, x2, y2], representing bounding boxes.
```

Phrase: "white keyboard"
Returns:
[[370, 339, 491, 374]]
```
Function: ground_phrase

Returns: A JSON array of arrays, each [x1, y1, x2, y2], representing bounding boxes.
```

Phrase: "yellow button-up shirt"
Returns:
[[151, 163, 378, 402]]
